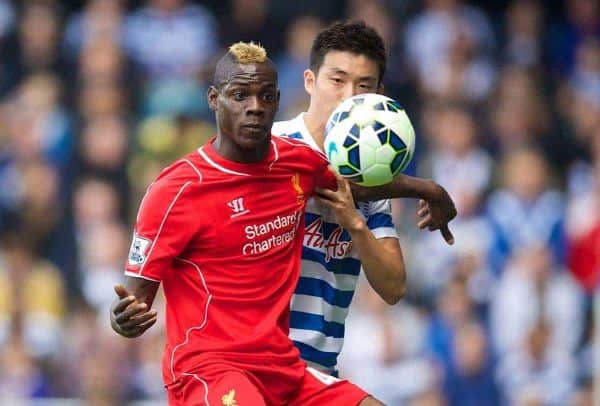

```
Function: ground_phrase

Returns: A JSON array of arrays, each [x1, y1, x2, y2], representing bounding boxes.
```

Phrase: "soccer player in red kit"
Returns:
[[110, 42, 381, 405]]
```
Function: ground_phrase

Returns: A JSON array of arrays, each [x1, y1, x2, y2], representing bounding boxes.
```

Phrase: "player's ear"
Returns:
[[207, 86, 219, 111], [377, 82, 384, 94], [304, 69, 316, 96]]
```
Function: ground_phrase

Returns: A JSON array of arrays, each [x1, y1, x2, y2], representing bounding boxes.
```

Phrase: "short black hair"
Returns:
[[310, 20, 386, 83]]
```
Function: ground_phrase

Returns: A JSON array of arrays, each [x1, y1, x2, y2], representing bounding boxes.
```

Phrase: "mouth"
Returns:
[[241, 123, 268, 131]]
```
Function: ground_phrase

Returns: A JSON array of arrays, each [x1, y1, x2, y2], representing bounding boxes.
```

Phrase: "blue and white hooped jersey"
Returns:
[[272, 113, 399, 374]]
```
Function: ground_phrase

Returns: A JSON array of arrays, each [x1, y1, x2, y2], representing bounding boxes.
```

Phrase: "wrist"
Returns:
[[345, 217, 368, 233], [421, 179, 442, 201]]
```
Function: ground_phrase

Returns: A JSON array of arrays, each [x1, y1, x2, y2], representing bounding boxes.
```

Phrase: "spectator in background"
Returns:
[[566, 122, 600, 238], [503, 0, 545, 69], [73, 37, 140, 113], [497, 319, 577, 405], [0, 104, 20, 229], [12, 161, 78, 290], [123, 0, 218, 117], [486, 147, 566, 274], [133, 325, 167, 400], [0, 232, 65, 360], [423, 103, 492, 216], [72, 177, 126, 306], [554, 37, 600, 173], [0, 0, 13, 39], [404, 0, 496, 101], [339, 278, 435, 405], [76, 115, 130, 207], [77, 77, 127, 122], [77, 38, 125, 86], [275, 15, 323, 119], [7, 73, 74, 176], [567, 126, 599, 371], [0, 334, 51, 399], [2, 1, 66, 88], [0, 0, 15, 95], [63, 0, 124, 59], [345, 0, 416, 110], [426, 276, 477, 370], [347, 0, 395, 49], [123, 0, 218, 83], [79, 221, 129, 316], [413, 103, 493, 298], [443, 321, 500, 406], [489, 66, 553, 159], [267, 0, 346, 51], [490, 244, 584, 356], [548, 0, 600, 77], [219, 0, 275, 53], [569, 39, 600, 108], [128, 114, 214, 205], [73, 177, 121, 233]]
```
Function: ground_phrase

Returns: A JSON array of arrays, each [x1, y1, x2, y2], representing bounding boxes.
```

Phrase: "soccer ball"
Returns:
[[324, 93, 415, 187]]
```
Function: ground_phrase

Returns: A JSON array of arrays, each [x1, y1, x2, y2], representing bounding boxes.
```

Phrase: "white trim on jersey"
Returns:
[[371, 227, 399, 240], [181, 373, 210, 405], [138, 181, 192, 277], [124, 271, 160, 283], [307, 366, 341, 385], [305, 359, 331, 372], [169, 257, 213, 382], [268, 139, 279, 172], [197, 146, 251, 177], [182, 159, 203, 181]]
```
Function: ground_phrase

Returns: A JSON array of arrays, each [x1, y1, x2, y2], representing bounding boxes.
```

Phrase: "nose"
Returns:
[[341, 84, 355, 101], [246, 95, 264, 116]]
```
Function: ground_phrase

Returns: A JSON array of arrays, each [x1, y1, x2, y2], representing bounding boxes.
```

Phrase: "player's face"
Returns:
[[208, 62, 280, 152], [305, 51, 382, 126]]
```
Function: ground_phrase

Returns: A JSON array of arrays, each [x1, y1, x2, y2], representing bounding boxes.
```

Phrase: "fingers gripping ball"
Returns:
[[325, 94, 415, 187]]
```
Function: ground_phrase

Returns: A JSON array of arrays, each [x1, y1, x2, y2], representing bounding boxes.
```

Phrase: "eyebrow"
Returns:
[[226, 79, 277, 87], [327, 68, 377, 82]]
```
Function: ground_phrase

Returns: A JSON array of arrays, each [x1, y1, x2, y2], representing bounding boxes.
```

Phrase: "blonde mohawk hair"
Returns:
[[228, 42, 267, 64]]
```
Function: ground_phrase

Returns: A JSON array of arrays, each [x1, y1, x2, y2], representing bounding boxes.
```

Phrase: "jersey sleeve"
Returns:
[[310, 148, 337, 190], [125, 176, 199, 282], [365, 200, 399, 240]]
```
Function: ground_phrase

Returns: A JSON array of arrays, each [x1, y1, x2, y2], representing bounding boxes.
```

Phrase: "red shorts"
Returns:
[[166, 365, 369, 405]]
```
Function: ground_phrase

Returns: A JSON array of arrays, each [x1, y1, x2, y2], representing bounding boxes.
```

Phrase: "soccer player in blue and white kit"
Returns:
[[272, 21, 457, 377]]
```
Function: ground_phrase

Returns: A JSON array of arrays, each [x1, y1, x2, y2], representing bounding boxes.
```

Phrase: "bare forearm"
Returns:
[[352, 174, 439, 202], [124, 277, 159, 308], [347, 224, 406, 305]]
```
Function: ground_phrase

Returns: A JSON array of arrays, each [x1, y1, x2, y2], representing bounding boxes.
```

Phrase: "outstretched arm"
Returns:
[[110, 277, 160, 338], [351, 174, 457, 244]]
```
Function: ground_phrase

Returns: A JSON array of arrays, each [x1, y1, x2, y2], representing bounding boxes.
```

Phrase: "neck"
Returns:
[[303, 109, 326, 152], [213, 133, 270, 163]]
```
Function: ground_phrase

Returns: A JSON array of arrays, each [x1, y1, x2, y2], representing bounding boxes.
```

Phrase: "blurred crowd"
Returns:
[[0, 0, 598, 404]]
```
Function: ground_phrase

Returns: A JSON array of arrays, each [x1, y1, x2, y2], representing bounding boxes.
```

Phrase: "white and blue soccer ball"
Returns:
[[324, 93, 415, 187]]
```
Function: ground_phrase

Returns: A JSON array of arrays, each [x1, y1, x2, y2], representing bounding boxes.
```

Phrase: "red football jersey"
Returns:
[[125, 135, 336, 396]]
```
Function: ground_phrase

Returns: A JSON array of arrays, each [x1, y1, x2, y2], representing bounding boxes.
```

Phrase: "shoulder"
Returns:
[[272, 135, 328, 163], [272, 118, 305, 141], [143, 155, 204, 203], [155, 154, 203, 185]]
